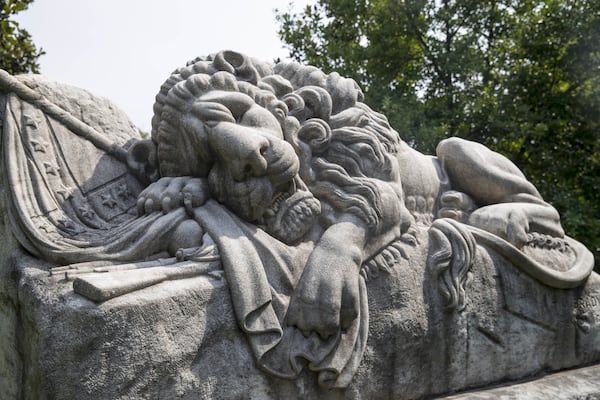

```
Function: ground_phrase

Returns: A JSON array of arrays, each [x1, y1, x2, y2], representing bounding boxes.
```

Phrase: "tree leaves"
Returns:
[[0, 0, 44, 74], [277, 0, 600, 265]]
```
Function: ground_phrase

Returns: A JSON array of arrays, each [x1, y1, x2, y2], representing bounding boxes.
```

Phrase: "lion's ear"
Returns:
[[126, 139, 160, 184], [213, 50, 259, 85]]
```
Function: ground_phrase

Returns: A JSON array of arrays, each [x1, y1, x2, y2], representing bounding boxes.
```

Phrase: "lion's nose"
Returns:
[[230, 141, 269, 181], [208, 123, 271, 180], [225, 131, 271, 181]]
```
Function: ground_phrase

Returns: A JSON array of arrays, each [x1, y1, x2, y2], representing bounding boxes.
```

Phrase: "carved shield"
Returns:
[[1, 74, 145, 263]]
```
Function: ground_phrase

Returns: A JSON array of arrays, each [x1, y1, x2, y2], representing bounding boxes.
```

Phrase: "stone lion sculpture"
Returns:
[[0, 50, 595, 392], [128, 50, 588, 334]]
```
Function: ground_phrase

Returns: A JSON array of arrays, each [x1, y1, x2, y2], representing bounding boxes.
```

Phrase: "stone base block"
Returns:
[[2, 243, 600, 399]]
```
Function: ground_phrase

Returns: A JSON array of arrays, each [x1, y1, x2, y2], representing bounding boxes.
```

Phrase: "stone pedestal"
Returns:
[[3, 234, 600, 399]]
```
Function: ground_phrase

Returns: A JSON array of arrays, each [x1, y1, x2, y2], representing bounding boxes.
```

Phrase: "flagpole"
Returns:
[[0, 69, 129, 163]]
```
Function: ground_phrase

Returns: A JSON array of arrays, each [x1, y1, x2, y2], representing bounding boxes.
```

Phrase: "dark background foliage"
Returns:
[[277, 0, 600, 265]]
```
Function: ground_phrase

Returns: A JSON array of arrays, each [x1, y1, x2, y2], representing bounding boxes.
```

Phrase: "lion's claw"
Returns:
[[136, 176, 209, 215]]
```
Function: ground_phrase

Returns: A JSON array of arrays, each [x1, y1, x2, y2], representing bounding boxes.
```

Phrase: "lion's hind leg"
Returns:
[[436, 137, 564, 246]]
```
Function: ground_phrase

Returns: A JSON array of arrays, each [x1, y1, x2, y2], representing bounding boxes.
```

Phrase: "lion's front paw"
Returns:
[[137, 176, 209, 215], [287, 259, 360, 339]]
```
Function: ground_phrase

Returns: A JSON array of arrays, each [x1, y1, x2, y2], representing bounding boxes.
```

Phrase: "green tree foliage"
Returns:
[[277, 0, 600, 263], [0, 0, 44, 74]]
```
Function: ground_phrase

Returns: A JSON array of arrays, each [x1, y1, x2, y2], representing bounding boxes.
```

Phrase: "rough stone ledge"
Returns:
[[3, 239, 600, 399], [438, 363, 600, 399]]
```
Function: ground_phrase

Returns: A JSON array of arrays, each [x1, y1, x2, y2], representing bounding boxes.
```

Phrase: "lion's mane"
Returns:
[[151, 51, 405, 234]]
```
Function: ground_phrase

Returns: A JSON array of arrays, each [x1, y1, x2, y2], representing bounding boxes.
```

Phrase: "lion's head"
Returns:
[[143, 50, 409, 243]]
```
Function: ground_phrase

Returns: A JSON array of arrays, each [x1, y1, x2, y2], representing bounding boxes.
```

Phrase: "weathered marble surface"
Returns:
[[1, 52, 599, 399]]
